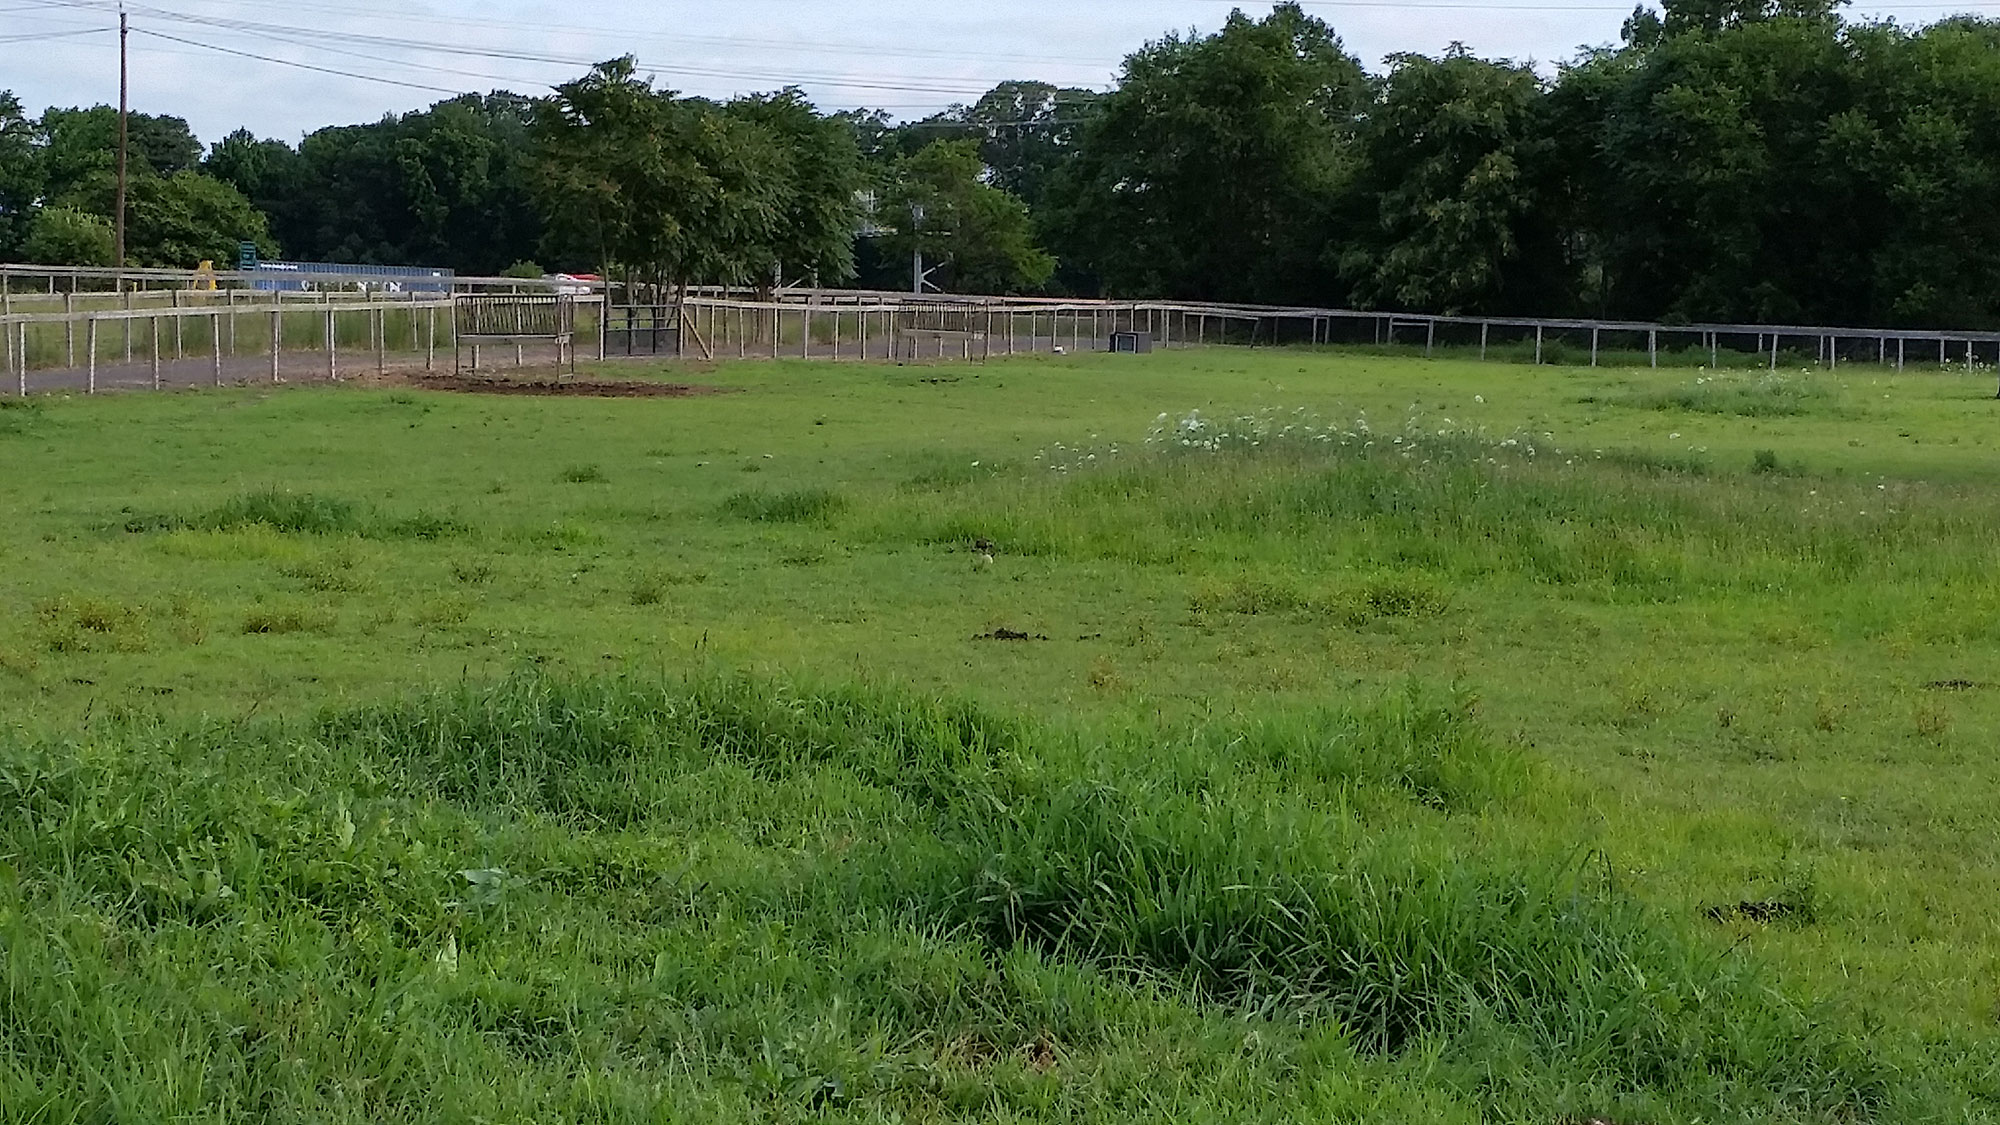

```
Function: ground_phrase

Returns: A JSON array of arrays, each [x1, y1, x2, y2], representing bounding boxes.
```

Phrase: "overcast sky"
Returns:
[[6, 0, 1997, 144]]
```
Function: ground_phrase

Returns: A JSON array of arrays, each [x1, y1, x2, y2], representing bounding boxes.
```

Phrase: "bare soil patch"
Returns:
[[389, 372, 732, 398], [974, 628, 1050, 642]]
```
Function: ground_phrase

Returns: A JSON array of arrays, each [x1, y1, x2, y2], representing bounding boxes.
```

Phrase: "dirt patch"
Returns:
[[974, 628, 1049, 642], [394, 373, 732, 398], [1925, 679, 1986, 691], [1703, 900, 1800, 925]]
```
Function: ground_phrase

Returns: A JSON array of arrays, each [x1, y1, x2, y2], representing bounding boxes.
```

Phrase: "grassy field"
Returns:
[[4, 347, 2000, 1121]]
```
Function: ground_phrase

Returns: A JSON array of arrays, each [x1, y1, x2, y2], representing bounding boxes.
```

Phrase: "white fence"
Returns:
[[0, 291, 607, 395], [8, 261, 1999, 397]]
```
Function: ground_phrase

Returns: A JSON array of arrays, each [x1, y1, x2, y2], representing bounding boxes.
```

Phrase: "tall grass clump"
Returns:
[[721, 487, 846, 523], [121, 490, 465, 540], [198, 488, 363, 535], [876, 407, 2000, 595], [1611, 371, 1840, 417]]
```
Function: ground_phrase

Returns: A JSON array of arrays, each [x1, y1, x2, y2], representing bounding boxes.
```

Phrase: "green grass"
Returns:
[[3, 347, 2000, 1121], [1595, 369, 1844, 417]]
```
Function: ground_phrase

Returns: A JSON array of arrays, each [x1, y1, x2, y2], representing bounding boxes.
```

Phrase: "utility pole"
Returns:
[[114, 1, 128, 271]]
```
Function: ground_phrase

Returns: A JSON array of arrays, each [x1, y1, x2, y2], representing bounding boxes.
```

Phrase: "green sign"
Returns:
[[237, 241, 259, 270]]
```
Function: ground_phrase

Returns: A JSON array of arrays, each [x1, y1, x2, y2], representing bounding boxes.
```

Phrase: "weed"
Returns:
[[0, 646, 39, 676], [279, 547, 368, 593], [415, 597, 474, 628], [451, 558, 496, 585], [1190, 577, 1309, 616], [241, 605, 335, 635], [627, 568, 670, 606], [1915, 701, 1953, 742], [1593, 447, 1712, 476], [560, 464, 608, 484], [381, 512, 468, 540], [0, 397, 44, 436], [526, 521, 598, 550], [1086, 656, 1123, 691], [167, 595, 208, 646], [1191, 574, 1449, 623], [1347, 574, 1452, 622], [35, 596, 148, 653]]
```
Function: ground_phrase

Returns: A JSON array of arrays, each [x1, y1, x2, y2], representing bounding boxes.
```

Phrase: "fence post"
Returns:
[[173, 288, 184, 359], [122, 284, 133, 364], [1770, 333, 1779, 371], [87, 316, 97, 393], [212, 313, 222, 385], [64, 292, 74, 367], [327, 308, 338, 381], [16, 323, 24, 397], [1897, 337, 1905, 372], [1590, 328, 1599, 367], [271, 308, 282, 382], [151, 316, 161, 389], [1711, 332, 1718, 369], [1535, 326, 1543, 365], [427, 305, 436, 371], [1426, 320, 1435, 358]]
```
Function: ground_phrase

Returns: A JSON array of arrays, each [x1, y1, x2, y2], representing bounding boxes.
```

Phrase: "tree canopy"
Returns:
[[877, 140, 1056, 294], [5, 2, 2000, 326], [1045, 4, 1369, 303]]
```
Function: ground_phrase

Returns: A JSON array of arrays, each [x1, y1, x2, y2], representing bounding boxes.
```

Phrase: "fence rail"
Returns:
[[0, 262, 599, 299], [631, 294, 2000, 375], [6, 276, 1997, 398], [0, 293, 604, 396]]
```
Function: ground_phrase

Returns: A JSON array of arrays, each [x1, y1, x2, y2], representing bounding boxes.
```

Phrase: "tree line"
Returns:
[[3, 0, 2000, 328]]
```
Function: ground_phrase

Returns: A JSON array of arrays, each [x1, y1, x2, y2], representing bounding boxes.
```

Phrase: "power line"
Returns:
[[131, 28, 466, 94], [123, 6, 1042, 97], [0, 26, 110, 41], [109, 0, 1123, 69]]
